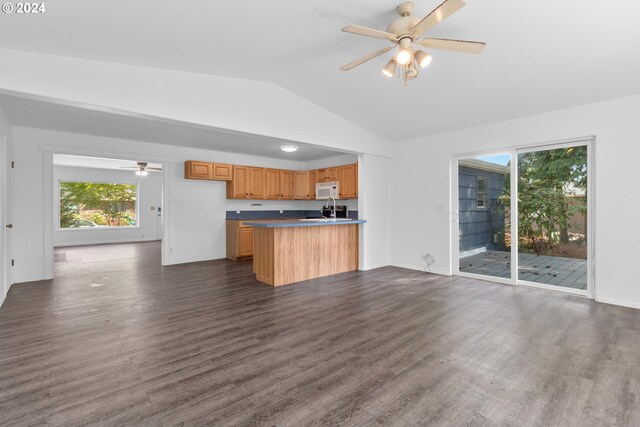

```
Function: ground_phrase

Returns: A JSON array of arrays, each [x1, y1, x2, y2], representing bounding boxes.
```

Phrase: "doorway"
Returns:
[[51, 154, 164, 278], [454, 139, 593, 297]]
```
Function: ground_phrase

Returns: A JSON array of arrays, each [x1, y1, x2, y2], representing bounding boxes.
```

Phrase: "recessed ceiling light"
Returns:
[[280, 145, 299, 152]]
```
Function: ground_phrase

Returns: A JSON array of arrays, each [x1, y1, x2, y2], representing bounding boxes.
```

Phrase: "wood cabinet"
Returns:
[[265, 169, 280, 200], [293, 171, 310, 199], [226, 220, 255, 261], [195, 160, 357, 200], [338, 163, 358, 199], [212, 163, 233, 181], [249, 168, 265, 199], [238, 227, 254, 257], [227, 166, 249, 198], [227, 166, 265, 199], [317, 167, 338, 182], [185, 161, 232, 181], [309, 170, 317, 199], [279, 170, 293, 199]]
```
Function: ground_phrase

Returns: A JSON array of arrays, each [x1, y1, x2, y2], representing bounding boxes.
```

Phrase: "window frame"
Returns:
[[476, 176, 488, 210], [57, 180, 141, 231]]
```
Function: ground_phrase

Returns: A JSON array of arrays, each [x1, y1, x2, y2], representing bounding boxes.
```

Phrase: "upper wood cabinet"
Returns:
[[265, 168, 280, 200], [317, 167, 339, 182], [197, 160, 357, 200], [279, 170, 294, 199], [185, 161, 212, 180], [338, 164, 358, 199], [227, 166, 250, 198], [293, 171, 310, 200], [309, 170, 317, 199], [249, 167, 266, 199], [212, 163, 233, 181], [185, 161, 232, 181]]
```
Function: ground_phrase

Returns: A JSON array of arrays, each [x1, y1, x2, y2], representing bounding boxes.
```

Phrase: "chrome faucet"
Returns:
[[324, 196, 337, 219]]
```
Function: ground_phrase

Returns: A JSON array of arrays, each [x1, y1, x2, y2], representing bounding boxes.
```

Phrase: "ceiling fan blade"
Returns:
[[147, 167, 163, 171], [339, 46, 395, 71], [119, 166, 138, 169], [410, 0, 466, 40], [342, 25, 398, 42], [417, 37, 485, 54]]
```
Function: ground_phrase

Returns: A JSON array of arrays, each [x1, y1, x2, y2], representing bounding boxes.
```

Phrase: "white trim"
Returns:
[[456, 271, 515, 286], [596, 297, 640, 310], [391, 263, 451, 277], [43, 152, 53, 280], [518, 280, 588, 297], [55, 238, 160, 248]]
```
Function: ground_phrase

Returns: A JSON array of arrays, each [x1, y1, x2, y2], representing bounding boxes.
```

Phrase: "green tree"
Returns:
[[60, 182, 137, 227], [501, 146, 587, 253]]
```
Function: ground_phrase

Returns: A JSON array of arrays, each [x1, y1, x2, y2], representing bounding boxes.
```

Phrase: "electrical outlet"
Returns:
[[280, 210, 283, 214]]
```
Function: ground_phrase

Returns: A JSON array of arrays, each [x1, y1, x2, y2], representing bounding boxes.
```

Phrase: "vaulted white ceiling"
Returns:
[[1, 0, 640, 142]]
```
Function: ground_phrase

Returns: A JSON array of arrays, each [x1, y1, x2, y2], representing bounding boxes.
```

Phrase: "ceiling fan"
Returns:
[[119, 161, 162, 176], [340, 0, 485, 85]]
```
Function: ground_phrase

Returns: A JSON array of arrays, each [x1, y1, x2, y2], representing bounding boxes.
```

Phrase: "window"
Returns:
[[59, 181, 138, 229], [476, 177, 488, 209]]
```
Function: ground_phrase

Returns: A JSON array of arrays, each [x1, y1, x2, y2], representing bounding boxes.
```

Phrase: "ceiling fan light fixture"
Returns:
[[280, 145, 299, 152], [136, 169, 148, 176], [382, 58, 397, 77], [414, 50, 432, 68], [396, 47, 413, 65]]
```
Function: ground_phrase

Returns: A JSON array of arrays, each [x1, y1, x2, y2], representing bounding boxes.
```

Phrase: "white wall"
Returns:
[[0, 48, 391, 157], [53, 166, 163, 247], [0, 104, 12, 306], [391, 93, 640, 308], [358, 154, 391, 270]]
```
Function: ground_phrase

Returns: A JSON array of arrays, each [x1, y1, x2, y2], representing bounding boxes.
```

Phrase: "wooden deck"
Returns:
[[459, 250, 587, 290]]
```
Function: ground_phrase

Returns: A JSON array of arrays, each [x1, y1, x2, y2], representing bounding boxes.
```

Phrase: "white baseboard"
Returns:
[[596, 296, 640, 310], [358, 263, 391, 271], [391, 263, 451, 277], [55, 238, 160, 247]]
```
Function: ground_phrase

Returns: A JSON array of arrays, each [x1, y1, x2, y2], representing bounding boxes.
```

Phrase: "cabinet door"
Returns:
[[308, 170, 317, 199], [249, 168, 265, 199], [279, 170, 294, 199], [293, 171, 310, 200], [212, 163, 233, 181], [326, 167, 339, 182], [238, 227, 254, 257], [338, 164, 358, 199], [229, 166, 249, 198], [185, 161, 212, 179], [265, 169, 280, 200]]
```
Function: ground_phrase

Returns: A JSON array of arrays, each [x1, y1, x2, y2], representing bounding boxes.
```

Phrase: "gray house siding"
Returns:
[[459, 166, 507, 252]]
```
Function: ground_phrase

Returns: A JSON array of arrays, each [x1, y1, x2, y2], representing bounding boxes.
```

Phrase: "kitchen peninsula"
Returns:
[[244, 219, 366, 286]]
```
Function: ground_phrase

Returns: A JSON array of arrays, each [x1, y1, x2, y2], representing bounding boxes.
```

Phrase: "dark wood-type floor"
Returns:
[[1, 242, 639, 426]]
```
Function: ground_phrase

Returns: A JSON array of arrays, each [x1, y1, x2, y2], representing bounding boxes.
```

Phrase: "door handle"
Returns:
[[5, 224, 13, 228]]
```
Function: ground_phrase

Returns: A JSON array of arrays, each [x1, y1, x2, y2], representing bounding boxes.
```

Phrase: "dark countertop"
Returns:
[[243, 219, 366, 228]]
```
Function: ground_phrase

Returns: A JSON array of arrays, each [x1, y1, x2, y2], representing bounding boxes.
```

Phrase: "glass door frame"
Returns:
[[451, 137, 594, 298]]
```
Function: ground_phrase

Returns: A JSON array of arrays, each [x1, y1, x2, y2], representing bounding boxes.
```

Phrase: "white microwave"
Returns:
[[316, 181, 339, 200]]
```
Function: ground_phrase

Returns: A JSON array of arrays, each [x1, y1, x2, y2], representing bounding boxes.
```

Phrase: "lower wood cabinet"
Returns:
[[226, 220, 254, 261]]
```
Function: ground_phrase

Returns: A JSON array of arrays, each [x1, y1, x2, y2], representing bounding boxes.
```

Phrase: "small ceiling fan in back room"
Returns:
[[119, 161, 162, 176], [340, 0, 486, 85]]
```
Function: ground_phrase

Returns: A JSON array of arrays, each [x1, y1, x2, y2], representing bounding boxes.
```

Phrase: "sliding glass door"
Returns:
[[516, 144, 589, 294], [455, 140, 592, 296], [457, 154, 512, 282]]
